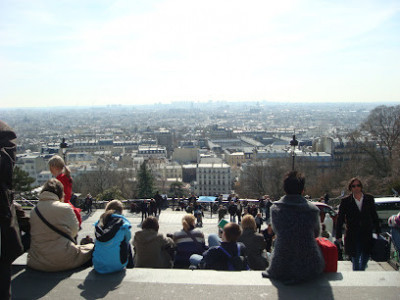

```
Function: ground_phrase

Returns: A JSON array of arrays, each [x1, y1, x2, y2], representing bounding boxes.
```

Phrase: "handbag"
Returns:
[[316, 237, 338, 272], [34, 206, 76, 244]]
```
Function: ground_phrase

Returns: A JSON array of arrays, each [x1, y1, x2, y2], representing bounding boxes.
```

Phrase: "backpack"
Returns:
[[218, 244, 249, 271]]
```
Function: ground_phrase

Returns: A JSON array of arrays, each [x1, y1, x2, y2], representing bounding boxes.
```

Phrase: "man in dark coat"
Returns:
[[228, 201, 237, 223], [154, 191, 163, 217], [335, 177, 380, 271], [140, 200, 149, 222], [262, 171, 324, 284], [0, 121, 20, 299]]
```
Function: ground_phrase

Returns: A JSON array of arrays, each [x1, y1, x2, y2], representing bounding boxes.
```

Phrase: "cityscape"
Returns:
[[1, 101, 397, 201]]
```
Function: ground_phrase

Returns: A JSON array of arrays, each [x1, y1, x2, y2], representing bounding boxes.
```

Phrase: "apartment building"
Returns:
[[195, 162, 231, 196]]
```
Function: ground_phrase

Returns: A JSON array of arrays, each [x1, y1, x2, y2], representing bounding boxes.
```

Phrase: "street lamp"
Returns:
[[60, 138, 68, 163], [290, 134, 298, 171]]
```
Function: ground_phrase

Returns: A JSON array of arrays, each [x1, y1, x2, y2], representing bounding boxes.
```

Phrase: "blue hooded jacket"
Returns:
[[92, 214, 132, 274]]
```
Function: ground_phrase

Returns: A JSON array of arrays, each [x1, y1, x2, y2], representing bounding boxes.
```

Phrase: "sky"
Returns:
[[1, 0, 400, 108]]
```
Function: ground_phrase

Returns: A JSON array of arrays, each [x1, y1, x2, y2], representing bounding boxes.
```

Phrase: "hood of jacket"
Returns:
[[39, 191, 61, 202], [134, 229, 159, 245], [95, 214, 131, 242]]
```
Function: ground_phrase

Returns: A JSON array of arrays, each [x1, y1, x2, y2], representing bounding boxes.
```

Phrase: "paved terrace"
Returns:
[[12, 209, 400, 300]]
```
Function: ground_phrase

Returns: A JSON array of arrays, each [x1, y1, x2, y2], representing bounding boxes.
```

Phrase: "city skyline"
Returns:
[[1, 0, 400, 108]]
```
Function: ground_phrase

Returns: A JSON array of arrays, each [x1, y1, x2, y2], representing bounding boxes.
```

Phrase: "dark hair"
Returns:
[[224, 222, 242, 242], [283, 171, 305, 195], [41, 178, 64, 199], [348, 177, 363, 191], [142, 216, 159, 231]]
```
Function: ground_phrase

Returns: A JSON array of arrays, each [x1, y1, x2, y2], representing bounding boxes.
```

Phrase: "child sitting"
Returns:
[[92, 200, 133, 274], [190, 222, 249, 271]]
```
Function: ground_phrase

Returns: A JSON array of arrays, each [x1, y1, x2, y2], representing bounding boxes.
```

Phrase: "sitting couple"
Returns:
[[28, 179, 133, 274]]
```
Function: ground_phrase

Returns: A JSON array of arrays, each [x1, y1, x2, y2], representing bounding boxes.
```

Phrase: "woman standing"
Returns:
[[48, 155, 81, 226], [335, 177, 380, 271]]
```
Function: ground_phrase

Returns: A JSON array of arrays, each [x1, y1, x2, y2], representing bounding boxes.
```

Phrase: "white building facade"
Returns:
[[195, 163, 231, 196]]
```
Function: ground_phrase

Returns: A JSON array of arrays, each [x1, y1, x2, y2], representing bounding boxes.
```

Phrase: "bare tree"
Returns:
[[237, 159, 287, 199], [349, 105, 400, 177]]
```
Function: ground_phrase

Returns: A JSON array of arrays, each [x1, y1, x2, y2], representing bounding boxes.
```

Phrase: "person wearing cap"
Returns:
[[0, 120, 19, 299], [262, 171, 324, 284]]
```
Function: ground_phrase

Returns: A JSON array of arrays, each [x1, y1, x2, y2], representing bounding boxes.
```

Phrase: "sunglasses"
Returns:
[[351, 184, 361, 188]]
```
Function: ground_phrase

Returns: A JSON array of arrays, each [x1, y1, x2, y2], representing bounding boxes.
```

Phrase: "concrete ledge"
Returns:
[[11, 263, 400, 300]]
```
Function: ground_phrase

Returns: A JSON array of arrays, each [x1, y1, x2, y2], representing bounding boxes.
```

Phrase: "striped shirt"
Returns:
[[388, 212, 400, 228]]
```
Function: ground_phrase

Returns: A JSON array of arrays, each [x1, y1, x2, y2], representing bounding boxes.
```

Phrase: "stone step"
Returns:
[[11, 264, 400, 300]]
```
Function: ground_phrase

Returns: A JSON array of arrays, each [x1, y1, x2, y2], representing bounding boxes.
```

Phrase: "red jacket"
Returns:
[[56, 173, 82, 226]]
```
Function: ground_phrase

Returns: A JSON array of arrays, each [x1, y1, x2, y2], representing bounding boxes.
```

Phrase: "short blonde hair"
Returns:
[[241, 214, 257, 231], [182, 214, 195, 231], [49, 155, 71, 177]]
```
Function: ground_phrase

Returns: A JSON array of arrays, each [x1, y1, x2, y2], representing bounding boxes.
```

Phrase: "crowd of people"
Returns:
[[1, 119, 400, 299]]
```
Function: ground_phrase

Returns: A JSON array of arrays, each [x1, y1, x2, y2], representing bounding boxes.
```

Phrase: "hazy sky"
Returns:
[[1, 0, 400, 108]]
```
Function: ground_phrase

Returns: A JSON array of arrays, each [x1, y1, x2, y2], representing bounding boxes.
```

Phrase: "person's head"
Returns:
[[241, 215, 257, 232], [99, 200, 124, 226], [142, 216, 159, 232], [283, 171, 305, 195], [41, 178, 64, 200], [49, 155, 71, 177], [0, 121, 17, 189], [105, 199, 123, 215], [182, 214, 196, 231], [348, 177, 363, 192], [222, 222, 242, 242]]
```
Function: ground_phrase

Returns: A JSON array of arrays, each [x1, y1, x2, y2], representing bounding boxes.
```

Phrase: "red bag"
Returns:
[[316, 237, 338, 272]]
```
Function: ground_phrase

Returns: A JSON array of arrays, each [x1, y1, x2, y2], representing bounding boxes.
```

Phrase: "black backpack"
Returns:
[[218, 244, 249, 271]]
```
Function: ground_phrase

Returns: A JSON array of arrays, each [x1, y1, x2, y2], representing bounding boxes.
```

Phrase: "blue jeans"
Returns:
[[391, 227, 400, 252], [189, 234, 221, 266], [352, 240, 369, 271]]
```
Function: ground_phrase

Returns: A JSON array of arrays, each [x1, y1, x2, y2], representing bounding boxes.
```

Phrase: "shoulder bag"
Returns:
[[34, 206, 76, 244]]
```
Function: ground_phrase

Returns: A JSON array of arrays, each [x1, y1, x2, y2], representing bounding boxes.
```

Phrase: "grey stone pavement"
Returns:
[[78, 207, 231, 241], [11, 208, 400, 300]]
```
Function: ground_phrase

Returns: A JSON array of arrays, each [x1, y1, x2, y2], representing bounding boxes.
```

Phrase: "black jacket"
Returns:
[[202, 242, 248, 271], [335, 194, 380, 257]]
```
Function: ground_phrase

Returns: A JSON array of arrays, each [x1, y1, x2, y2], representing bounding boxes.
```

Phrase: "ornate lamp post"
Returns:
[[60, 138, 68, 163], [290, 134, 298, 171]]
